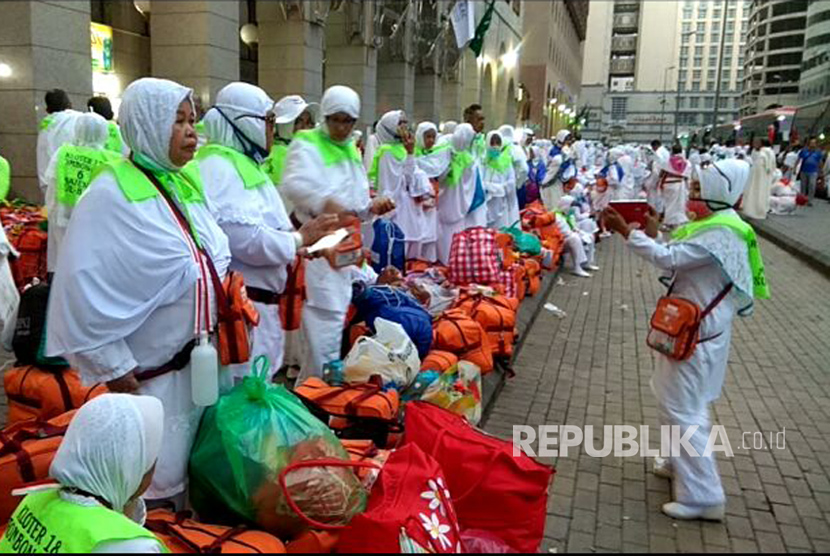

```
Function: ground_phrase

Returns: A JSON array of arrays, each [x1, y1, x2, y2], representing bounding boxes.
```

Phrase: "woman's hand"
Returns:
[[298, 214, 340, 247], [370, 197, 396, 216], [107, 371, 140, 394], [602, 207, 635, 239], [400, 124, 415, 155]]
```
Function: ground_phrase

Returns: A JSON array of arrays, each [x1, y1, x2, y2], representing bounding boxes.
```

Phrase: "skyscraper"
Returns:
[[580, 0, 748, 143]]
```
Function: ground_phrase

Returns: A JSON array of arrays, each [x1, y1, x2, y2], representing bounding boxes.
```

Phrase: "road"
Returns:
[[483, 234, 830, 553]]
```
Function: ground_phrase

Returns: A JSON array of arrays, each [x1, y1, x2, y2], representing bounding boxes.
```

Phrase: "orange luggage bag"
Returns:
[[420, 350, 459, 372], [453, 292, 519, 358], [432, 309, 494, 374], [3, 365, 107, 425], [145, 509, 286, 553]]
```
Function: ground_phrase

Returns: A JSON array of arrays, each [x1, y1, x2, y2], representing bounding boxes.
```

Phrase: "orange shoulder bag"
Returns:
[[647, 282, 733, 361]]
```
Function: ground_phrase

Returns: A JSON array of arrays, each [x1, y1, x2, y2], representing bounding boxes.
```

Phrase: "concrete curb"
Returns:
[[748, 217, 830, 278], [480, 264, 563, 424]]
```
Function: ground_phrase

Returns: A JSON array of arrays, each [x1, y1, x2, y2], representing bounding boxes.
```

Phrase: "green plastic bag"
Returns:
[[501, 222, 542, 256], [189, 357, 366, 539]]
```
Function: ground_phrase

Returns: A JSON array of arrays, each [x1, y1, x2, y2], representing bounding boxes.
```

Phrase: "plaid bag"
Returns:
[[448, 227, 501, 287]]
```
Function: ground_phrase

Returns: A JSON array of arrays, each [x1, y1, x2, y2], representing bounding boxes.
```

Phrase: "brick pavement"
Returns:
[[483, 234, 830, 553], [746, 201, 830, 275]]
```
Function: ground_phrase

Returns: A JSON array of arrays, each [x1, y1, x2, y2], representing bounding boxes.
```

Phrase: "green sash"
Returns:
[[294, 128, 362, 167], [196, 143, 270, 189]]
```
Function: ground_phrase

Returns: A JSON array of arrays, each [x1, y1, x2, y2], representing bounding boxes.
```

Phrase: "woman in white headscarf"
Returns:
[[45, 78, 231, 504], [262, 95, 317, 191], [498, 124, 526, 225], [604, 159, 769, 522], [194, 83, 336, 385], [437, 120, 458, 146], [541, 129, 576, 211], [415, 122, 452, 179], [0, 394, 166, 553], [481, 131, 515, 230], [281, 85, 394, 381], [556, 195, 598, 277], [436, 123, 478, 264], [369, 110, 437, 261], [43, 112, 119, 273]]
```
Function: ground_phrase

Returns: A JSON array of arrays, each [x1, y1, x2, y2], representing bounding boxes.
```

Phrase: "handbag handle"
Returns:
[[278, 458, 380, 531]]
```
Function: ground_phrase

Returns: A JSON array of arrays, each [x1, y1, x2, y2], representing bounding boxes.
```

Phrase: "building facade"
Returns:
[[798, 0, 830, 103], [580, 0, 748, 144], [0, 0, 530, 200], [519, 0, 588, 138], [741, 0, 808, 114]]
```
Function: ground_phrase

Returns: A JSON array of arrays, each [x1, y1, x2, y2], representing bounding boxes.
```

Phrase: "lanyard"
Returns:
[[138, 166, 212, 337]]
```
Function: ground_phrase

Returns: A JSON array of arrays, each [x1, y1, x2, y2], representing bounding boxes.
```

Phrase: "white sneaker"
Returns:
[[583, 264, 600, 272], [652, 457, 673, 479], [662, 502, 725, 522], [570, 268, 593, 278]]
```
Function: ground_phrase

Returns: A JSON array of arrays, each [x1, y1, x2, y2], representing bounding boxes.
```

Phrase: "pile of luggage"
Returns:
[[0, 202, 569, 553], [0, 200, 48, 290]]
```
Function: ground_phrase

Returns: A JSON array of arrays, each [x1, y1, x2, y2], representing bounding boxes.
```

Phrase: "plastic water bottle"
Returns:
[[191, 332, 219, 406]]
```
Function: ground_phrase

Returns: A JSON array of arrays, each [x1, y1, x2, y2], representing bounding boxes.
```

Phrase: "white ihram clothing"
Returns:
[[196, 155, 296, 383], [482, 162, 515, 230], [37, 110, 81, 194], [742, 148, 776, 219], [627, 229, 746, 507], [377, 151, 437, 261], [436, 164, 474, 264], [555, 213, 589, 269], [769, 182, 797, 215], [281, 132, 372, 382], [541, 151, 575, 211], [614, 155, 637, 200]]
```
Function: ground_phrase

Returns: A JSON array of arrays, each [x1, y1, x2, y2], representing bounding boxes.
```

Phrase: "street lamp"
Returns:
[[660, 65, 676, 143]]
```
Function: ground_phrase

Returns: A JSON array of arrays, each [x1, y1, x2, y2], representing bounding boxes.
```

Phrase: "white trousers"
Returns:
[[563, 233, 588, 269], [297, 304, 347, 384]]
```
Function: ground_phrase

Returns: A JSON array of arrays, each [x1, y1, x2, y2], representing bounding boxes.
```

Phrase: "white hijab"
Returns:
[[202, 82, 273, 158], [416, 122, 438, 150], [415, 122, 451, 179], [452, 123, 476, 152], [498, 125, 516, 147], [51, 394, 164, 513], [376, 110, 404, 145], [700, 159, 751, 209], [72, 113, 109, 149], [119, 78, 193, 171]]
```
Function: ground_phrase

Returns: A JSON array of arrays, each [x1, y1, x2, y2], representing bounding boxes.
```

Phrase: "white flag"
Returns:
[[451, 0, 476, 49]]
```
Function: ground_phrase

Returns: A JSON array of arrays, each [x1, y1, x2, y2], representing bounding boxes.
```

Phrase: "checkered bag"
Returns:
[[448, 227, 501, 287]]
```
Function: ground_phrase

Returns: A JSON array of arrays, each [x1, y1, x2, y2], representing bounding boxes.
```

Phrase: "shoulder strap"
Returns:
[[701, 282, 733, 319]]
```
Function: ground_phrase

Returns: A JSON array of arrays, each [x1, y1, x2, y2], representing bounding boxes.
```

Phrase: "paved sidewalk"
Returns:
[[483, 234, 830, 553], [746, 201, 830, 276]]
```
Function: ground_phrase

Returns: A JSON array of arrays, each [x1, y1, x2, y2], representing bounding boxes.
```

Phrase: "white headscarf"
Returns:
[[556, 129, 572, 145], [50, 394, 164, 513], [452, 123, 476, 152], [442, 121, 458, 135], [202, 82, 273, 160], [376, 110, 404, 145], [321, 85, 360, 119], [699, 159, 751, 209], [559, 194, 575, 211], [119, 78, 193, 171], [498, 125, 516, 147], [72, 113, 109, 149], [416, 122, 438, 150]]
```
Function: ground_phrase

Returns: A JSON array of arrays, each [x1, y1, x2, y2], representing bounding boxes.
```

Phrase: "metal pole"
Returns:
[[712, 0, 729, 128], [674, 73, 682, 140], [660, 67, 670, 142]]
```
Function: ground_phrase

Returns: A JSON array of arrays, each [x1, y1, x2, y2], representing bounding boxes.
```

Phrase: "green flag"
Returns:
[[469, 0, 496, 57]]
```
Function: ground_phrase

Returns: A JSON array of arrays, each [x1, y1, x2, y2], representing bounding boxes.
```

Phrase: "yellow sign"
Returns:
[[91, 23, 113, 73]]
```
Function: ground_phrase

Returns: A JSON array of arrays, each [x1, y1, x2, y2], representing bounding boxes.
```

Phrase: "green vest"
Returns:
[[672, 213, 770, 299], [472, 133, 486, 160], [0, 490, 166, 554], [555, 210, 577, 231], [368, 143, 407, 189], [446, 150, 474, 188], [262, 142, 289, 186], [0, 154, 9, 201], [96, 158, 207, 246], [39, 115, 56, 132], [415, 142, 451, 158], [104, 121, 124, 154], [294, 128, 362, 167], [195, 143, 270, 190], [55, 145, 118, 207], [484, 148, 512, 173]]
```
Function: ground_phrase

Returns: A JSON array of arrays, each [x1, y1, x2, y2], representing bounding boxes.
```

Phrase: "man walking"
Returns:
[[798, 137, 824, 204]]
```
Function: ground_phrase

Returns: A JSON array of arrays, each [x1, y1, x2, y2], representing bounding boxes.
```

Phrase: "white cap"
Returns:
[[273, 95, 319, 124]]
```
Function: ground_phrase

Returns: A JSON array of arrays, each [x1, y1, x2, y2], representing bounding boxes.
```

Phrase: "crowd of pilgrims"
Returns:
[[7, 76, 778, 548]]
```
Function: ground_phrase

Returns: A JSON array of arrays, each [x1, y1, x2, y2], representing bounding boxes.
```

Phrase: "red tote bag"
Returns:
[[404, 401, 554, 553]]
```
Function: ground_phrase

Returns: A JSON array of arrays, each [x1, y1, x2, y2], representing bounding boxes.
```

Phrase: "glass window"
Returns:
[[683, 34, 692, 44], [677, 98, 685, 109], [690, 97, 700, 108], [710, 45, 719, 56], [712, 32, 721, 42], [695, 46, 704, 56], [705, 97, 714, 108], [694, 69, 702, 79], [692, 81, 701, 91], [683, 22, 692, 33], [737, 69, 744, 80], [707, 81, 715, 91], [713, 8, 722, 20], [611, 97, 628, 121], [680, 56, 689, 66], [708, 69, 717, 79], [725, 32, 734, 42], [679, 70, 688, 81], [679, 82, 687, 92], [684, 7, 694, 19], [727, 21, 735, 31], [699, 4, 708, 17], [728, 8, 737, 19], [725, 45, 733, 57], [719, 97, 729, 108], [681, 46, 690, 57], [697, 22, 706, 33], [710, 56, 718, 67], [738, 55, 745, 66], [695, 56, 703, 67], [712, 22, 721, 33]]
